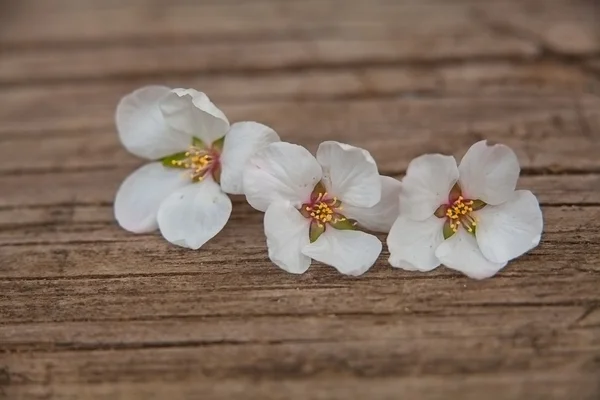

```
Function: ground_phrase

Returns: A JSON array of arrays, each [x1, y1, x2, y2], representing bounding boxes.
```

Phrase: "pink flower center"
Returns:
[[299, 182, 358, 242], [301, 191, 345, 227], [170, 145, 221, 182], [435, 183, 486, 237], [444, 195, 477, 234]]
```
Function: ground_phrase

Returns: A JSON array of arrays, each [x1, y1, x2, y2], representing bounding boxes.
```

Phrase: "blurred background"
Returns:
[[1, 0, 599, 173]]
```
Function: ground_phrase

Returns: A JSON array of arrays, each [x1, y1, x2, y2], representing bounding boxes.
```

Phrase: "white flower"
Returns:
[[387, 140, 543, 279], [243, 141, 401, 276], [114, 86, 280, 249]]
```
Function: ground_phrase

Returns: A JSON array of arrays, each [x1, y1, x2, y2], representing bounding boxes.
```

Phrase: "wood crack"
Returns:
[[3, 54, 600, 88]]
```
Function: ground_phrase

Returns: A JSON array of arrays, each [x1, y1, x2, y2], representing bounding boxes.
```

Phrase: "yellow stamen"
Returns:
[[175, 146, 215, 181], [445, 196, 479, 234]]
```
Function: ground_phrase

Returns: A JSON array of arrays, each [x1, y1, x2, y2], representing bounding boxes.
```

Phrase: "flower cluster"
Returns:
[[115, 86, 543, 279]]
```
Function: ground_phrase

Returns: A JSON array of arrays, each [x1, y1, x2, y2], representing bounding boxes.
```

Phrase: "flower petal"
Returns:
[[316, 141, 381, 208], [219, 122, 280, 195], [435, 229, 507, 279], [115, 86, 191, 159], [156, 178, 232, 249], [264, 201, 312, 274], [114, 162, 190, 233], [400, 154, 459, 221], [391, 261, 420, 271], [475, 190, 543, 264], [302, 229, 382, 276], [159, 89, 230, 145], [342, 176, 401, 232], [458, 140, 520, 205], [387, 214, 445, 271], [243, 142, 323, 212]]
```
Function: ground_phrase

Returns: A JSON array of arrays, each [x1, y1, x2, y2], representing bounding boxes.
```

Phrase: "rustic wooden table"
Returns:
[[1, 0, 599, 399]]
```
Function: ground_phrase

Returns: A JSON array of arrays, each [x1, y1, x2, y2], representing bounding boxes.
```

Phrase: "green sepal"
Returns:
[[434, 204, 448, 218], [299, 204, 312, 218], [310, 181, 328, 202], [212, 136, 225, 151], [443, 220, 456, 240], [192, 137, 204, 147], [448, 182, 462, 203], [161, 151, 188, 168], [309, 221, 326, 243], [330, 217, 358, 231], [471, 199, 486, 211]]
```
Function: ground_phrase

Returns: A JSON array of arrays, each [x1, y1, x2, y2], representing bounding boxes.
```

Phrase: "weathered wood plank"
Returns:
[[0, 189, 598, 239], [1, 62, 597, 137], [0, 94, 599, 174], [2, 0, 597, 57], [0, 39, 538, 86], [0, 0, 538, 47], [0, 224, 597, 280], [1, 0, 598, 86], [0, 306, 593, 348], [1, 1, 599, 399], [2, 319, 599, 394], [4, 375, 600, 400], [1, 262, 599, 321], [0, 205, 598, 278], [2, 305, 599, 397], [1, 169, 599, 210], [477, 0, 600, 55]]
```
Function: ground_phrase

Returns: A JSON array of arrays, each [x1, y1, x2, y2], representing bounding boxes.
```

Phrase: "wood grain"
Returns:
[[1, 93, 599, 174], [1, 0, 599, 399]]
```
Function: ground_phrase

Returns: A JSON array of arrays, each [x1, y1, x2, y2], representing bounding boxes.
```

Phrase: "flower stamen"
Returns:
[[445, 196, 478, 233], [164, 142, 221, 182], [300, 183, 358, 242], [306, 198, 337, 224], [436, 186, 486, 238]]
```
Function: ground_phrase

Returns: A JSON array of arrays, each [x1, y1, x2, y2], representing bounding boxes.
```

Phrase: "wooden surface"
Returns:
[[1, 0, 600, 399]]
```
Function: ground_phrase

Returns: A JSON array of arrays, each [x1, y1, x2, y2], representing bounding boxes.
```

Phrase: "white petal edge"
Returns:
[[475, 190, 543, 264], [391, 260, 420, 272], [435, 229, 507, 279], [264, 201, 312, 274], [243, 142, 323, 212], [458, 140, 520, 205], [156, 178, 232, 249], [114, 162, 191, 233], [316, 141, 381, 208], [400, 154, 459, 221], [219, 121, 281, 195], [159, 89, 230, 145], [387, 214, 445, 272], [115, 86, 191, 159], [302, 229, 382, 276], [343, 176, 401, 232]]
